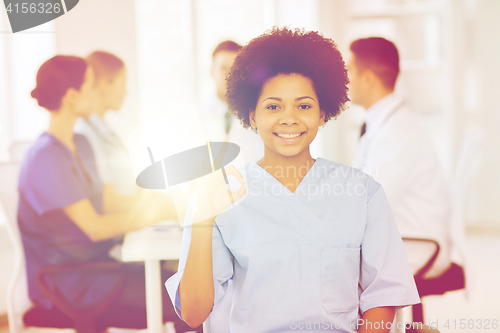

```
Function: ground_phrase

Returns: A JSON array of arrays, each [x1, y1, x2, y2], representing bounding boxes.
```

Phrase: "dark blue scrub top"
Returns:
[[18, 133, 120, 310]]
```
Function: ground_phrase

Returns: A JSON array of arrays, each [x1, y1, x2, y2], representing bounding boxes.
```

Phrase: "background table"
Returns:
[[121, 220, 183, 333]]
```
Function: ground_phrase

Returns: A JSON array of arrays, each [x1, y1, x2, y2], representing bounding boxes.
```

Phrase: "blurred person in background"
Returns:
[[18, 55, 198, 333], [201, 40, 264, 164], [348, 37, 451, 278], [74, 51, 135, 195], [74, 51, 181, 272]]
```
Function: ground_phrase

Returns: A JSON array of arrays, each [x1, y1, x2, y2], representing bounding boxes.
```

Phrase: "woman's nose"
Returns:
[[278, 106, 299, 125]]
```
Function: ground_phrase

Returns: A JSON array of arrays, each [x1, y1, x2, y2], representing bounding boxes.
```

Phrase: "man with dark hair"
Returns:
[[202, 40, 263, 164], [348, 37, 452, 278]]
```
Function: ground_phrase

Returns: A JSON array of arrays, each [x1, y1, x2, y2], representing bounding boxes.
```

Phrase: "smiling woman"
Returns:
[[166, 27, 421, 333]]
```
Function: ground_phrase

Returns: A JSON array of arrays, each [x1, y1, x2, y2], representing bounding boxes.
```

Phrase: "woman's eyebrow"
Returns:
[[262, 97, 282, 103], [261, 96, 316, 103], [296, 96, 315, 101]]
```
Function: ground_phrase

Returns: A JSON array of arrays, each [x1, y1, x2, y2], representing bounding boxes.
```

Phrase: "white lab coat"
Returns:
[[200, 96, 264, 165], [353, 93, 451, 278], [74, 114, 136, 195]]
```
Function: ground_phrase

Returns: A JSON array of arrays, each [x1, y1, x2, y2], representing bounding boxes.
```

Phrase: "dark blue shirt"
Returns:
[[18, 133, 120, 309]]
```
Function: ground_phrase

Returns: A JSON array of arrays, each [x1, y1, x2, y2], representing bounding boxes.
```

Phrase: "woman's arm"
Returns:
[[358, 306, 396, 333], [178, 166, 246, 327], [63, 197, 170, 242], [102, 184, 178, 220], [179, 217, 217, 327]]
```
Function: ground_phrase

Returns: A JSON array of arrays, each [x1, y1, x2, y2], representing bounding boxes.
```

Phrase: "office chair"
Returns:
[[2, 161, 71, 333], [29, 262, 127, 333], [402, 237, 464, 323], [402, 130, 486, 323]]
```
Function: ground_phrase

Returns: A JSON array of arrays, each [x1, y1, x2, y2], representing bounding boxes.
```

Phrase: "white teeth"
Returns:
[[277, 133, 301, 139]]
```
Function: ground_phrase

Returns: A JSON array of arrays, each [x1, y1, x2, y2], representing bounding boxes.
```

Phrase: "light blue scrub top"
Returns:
[[166, 158, 420, 332]]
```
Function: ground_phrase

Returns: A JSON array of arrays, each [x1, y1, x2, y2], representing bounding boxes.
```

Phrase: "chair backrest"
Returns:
[[0, 162, 33, 333], [449, 130, 486, 298], [9, 142, 32, 162]]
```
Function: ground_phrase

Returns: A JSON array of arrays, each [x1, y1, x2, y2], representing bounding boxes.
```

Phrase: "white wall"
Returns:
[[0, 228, 14, 314], [55, 0, 140, 142], [451, 0, 500, 226], [0, 12, 55, 161]]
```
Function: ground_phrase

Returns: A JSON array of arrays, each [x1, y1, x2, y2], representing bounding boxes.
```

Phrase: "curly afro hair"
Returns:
[[226, 27, 349, 129]]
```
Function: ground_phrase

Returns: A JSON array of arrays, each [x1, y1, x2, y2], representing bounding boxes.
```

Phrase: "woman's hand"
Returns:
[[193, 164, 246, 225]]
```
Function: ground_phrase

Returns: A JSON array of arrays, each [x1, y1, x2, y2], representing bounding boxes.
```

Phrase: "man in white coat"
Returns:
[[348, 37, 451, 278], [201, 40, 264, 164]]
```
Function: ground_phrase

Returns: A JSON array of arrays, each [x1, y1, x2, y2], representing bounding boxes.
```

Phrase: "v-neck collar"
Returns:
[[250, 158, 324, 195]]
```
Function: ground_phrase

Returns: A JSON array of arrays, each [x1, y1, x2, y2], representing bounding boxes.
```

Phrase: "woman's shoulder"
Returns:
[[315, 158, 382, 198], [22, 133, 64, 165], [315, 158, 373, 179], [19, 133, 69, 187]]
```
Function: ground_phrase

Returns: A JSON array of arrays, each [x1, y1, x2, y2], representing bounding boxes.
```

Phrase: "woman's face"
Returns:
[[250, 73, 325, 161], [73, 67, 96, 117], [100, 68, 127, 111]]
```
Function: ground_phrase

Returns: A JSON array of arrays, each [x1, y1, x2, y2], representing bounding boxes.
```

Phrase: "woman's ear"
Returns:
[[249, 110, 257, 129], [61, 87, 77, 109]]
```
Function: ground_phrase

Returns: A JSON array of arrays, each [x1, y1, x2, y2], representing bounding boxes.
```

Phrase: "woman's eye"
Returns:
[[267, 105, 279, 110], [299, 104, 311, 110]]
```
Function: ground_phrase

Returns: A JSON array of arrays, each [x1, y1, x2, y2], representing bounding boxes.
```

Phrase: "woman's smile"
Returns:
[[273, 131, 305, 142], [250, 73, 325, 161]]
